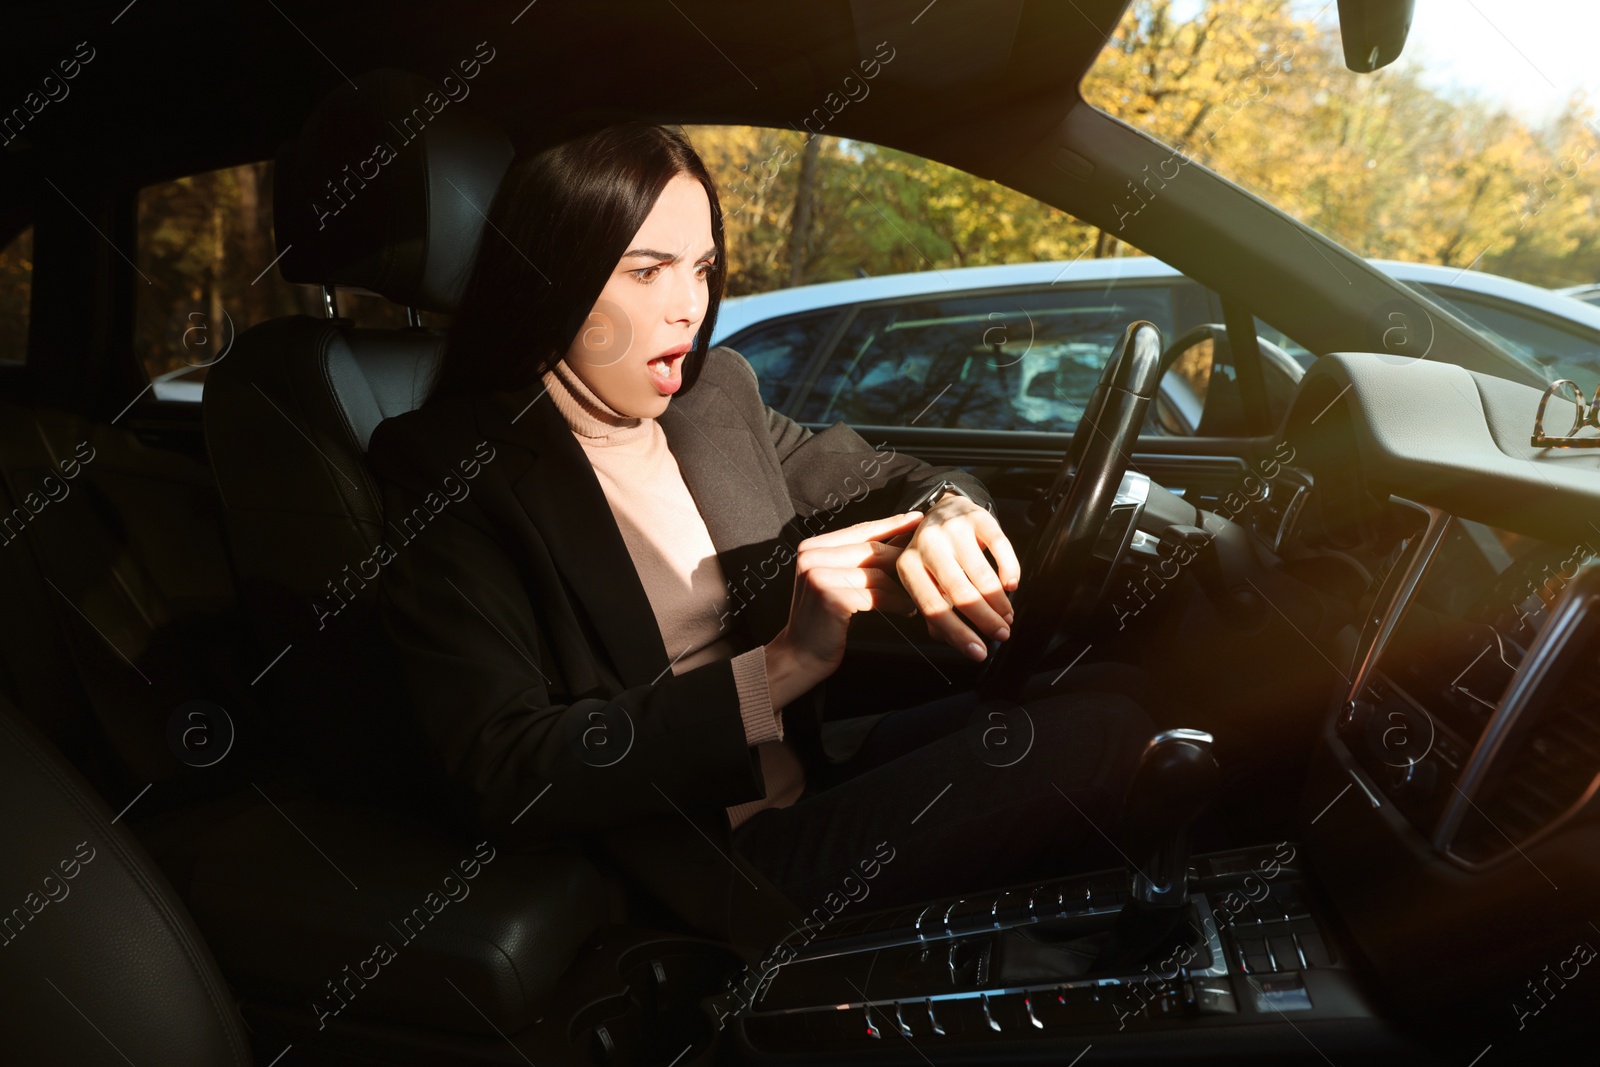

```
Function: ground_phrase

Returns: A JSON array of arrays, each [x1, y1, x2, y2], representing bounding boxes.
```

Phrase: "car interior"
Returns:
[[2, 0, 1597, 1064]]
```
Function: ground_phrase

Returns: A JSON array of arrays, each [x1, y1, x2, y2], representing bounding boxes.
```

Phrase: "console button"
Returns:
[[978, 993, 1002, 1032], [990, 889, 1029, 926], [1269, 883, 1312, 920], [945, 898, 992, 935], [1269, 935, 1301, 970], [1237, 935, 1274, 974], [1296, 929, 1333, 967], [1191, 980, 1238, 1015], [1248, 973, 1313, 1012], [1036, 985, 1116, 1028], [1144, 982, 1187, 1019]]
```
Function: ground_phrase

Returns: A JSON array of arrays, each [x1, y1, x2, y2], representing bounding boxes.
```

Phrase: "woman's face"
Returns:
[[563, 173, 715, 418]]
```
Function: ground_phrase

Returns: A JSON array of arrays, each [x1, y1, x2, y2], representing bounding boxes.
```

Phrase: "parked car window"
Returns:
[[1563, 285, 1600, 309], [721, 310, 837, 410], [795, 285, 1179, 431], [135, 161, 444, 402], [0, 225, 31, 364], [1419, 286, 1600, 386]]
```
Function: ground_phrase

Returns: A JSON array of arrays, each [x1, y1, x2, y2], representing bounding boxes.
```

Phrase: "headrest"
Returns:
[[273, 68, 514, 314]]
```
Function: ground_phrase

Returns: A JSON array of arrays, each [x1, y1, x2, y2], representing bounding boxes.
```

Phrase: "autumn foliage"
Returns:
[[691, 0, 1600, 295]]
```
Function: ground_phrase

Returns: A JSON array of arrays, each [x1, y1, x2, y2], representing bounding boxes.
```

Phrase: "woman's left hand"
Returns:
[[895, 494, 1022, 662]]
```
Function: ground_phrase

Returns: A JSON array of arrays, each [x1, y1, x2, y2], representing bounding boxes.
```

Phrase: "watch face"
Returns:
[[915, 481, 955, 510], [913, 480, 989, 514]]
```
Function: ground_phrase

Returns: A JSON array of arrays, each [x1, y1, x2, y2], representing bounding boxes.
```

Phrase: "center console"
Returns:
[[720, 730, 1405, 1061], [719, 843, 1397, 1061], [1333, 500, 1600, 867], [1302, 493, 1600, 1024]]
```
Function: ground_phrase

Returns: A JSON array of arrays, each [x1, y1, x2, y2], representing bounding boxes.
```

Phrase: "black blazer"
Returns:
[[366, 346, 994, 947]]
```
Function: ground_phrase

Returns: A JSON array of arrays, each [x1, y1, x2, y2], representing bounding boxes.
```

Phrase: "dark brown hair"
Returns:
[[426, 123, 726, 403]]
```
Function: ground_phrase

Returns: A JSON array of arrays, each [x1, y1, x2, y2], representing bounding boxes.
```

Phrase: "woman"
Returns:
[[367, 123, 1154, 948]]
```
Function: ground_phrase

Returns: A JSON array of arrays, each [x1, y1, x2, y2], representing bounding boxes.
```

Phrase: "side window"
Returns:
[[720, 310, 837, 411], [1254, 317, 1314, 369], [0, 225, 32, 364], [794, 284, 1179, 432], [679, 126, 1254, 434], [135, 161, 444, 402], [1422, 287, 1600, 386]]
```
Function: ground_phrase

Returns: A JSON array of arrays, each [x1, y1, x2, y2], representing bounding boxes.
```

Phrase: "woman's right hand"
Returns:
[[763, 511, 925, 708]]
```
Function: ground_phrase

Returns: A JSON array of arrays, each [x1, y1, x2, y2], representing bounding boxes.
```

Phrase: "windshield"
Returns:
[[1083, 0, 1600, 375]]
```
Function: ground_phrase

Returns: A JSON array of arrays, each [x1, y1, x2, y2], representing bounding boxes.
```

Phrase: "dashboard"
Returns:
[[1338, 504, 1598, 866], [1259, 352, 1600, 1015], [713, 351, 1599, 1059]]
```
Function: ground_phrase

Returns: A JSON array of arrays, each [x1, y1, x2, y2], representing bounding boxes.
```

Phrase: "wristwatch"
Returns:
[[904, 478, 995, 516]]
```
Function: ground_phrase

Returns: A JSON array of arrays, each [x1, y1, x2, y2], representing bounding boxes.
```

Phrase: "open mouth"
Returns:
[[647, 345, 690, 395]]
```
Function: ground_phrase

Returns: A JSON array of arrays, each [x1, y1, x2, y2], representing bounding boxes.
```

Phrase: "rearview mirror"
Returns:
[[1335, 0, 1415, 72]]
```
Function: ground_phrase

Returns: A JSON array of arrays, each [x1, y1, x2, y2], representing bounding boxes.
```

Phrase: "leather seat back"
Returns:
[[203, 69, 513, 804], [0, 405, 259, 791], [0, 702, 252, 1066]]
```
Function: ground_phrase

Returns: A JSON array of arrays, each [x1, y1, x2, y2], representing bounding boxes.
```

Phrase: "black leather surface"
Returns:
[[198, 72, 628, 1046], [204, 318, 439, 555], [273, 68, 514, 313], [0, 403, 266, 800], [185, 798, 611, 1037], [0, 704, 252, 1066], [203, 317, 446, 806]]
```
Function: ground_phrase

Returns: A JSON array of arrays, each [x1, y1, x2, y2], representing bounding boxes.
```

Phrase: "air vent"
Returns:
[[1449, 580, 1600, 865]]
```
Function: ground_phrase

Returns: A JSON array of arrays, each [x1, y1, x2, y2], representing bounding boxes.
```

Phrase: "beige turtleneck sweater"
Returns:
[[540, 359, 807, 830]]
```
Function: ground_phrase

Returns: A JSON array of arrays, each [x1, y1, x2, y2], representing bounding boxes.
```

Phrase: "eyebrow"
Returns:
[[621, 246, 717, 263]]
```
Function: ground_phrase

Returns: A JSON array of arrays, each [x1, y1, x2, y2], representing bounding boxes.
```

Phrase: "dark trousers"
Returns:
[[730, 667, 1156, 919]]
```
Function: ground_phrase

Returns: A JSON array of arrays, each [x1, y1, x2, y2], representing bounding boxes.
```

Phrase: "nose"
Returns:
[[669, 262, 703, 326]]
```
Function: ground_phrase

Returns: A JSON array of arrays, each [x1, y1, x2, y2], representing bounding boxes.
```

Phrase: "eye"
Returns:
[[695, 260, 715, 279], [629, 265, 662, 284]]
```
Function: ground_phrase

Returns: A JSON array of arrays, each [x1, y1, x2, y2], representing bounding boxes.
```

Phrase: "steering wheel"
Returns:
[[979, 321, 1165, 701]]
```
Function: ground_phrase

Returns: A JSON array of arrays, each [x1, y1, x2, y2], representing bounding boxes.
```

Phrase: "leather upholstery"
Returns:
[[0, 403, 261, 796], [0, 703, 251, 1066], [273, 68, 514, 313], [186, 799, 611, 1037], [204, 314, 446, 805], [203, 67, 513, 804], [198, 69, 625, 1040]]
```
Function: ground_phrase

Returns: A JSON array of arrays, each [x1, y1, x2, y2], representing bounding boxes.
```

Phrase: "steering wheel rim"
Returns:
[[980, 321, 1165, 700]]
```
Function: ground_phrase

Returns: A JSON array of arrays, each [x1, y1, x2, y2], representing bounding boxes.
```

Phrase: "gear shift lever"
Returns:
[[1093, 729, 1219, 973]]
